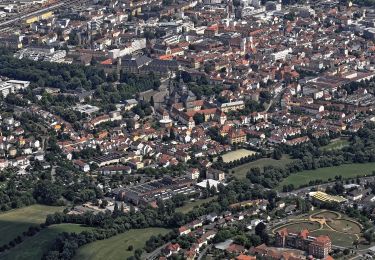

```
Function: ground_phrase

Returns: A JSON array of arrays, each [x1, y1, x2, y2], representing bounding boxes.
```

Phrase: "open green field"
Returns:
[[220, 149, 257, 163], [274, 221, 321, 233], [278, 162, 375, 189], [327, 219, 362, 234], [320, 139, 349, 151], [176, 196, 217, 214], [310, 229, 358, 248], [231, 155, 294, 179], [2, 224, 91, 260], [74, 228, 170, 260], [0, 204, 65, 246], [313, 211, 340, 219]]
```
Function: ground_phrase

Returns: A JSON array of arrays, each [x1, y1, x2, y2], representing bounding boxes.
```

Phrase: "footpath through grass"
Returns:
[[231, 155, 294, 179], [0, 204, 65, 246], [278, 162, 375, 189], [74, 228, 170, 260], [2, 224, 91, 260]]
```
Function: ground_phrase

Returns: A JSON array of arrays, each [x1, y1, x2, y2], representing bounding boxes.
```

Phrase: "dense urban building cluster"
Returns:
[[1, 0, 375, 259]]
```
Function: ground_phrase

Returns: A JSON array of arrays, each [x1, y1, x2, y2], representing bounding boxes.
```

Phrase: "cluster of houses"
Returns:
[[0, 113, 45, 173], [1, 0, 375, 178], [162, 200, 270, 260]]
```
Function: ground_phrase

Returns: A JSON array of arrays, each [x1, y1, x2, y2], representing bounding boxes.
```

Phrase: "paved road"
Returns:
[[145, 243, 169, 260], [278, 176, 375, 198], [197, 245, 211, 260]]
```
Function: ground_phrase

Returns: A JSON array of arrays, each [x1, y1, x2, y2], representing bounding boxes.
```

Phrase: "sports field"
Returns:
[[220, 149, 257, 163], [2, 224, 91, 260], [74, 228, 170, 260], [278, 162, 375, 189], [0, 204, 65, 246], [231, 155, 294, 179]]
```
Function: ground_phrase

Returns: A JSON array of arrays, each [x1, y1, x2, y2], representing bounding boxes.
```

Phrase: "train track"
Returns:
[[0, 0, 90, 31]]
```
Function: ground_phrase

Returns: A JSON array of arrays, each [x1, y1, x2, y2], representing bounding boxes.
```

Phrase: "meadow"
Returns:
[[231, 155, 294, 179], [176, 196, 217, 213], [319, 139, 350, 151], [2, 224, 91, 260], [278, 162, 375, 189], [74, 228, 170, 260], [0, 204, 64, 246]]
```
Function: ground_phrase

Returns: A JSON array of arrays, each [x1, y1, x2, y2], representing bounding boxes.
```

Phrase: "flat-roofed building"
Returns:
[[309, 191, 347, 204], [0, 80, 30, 97]]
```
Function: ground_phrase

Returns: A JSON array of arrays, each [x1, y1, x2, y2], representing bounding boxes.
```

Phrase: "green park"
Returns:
[[272, 210, 363, 248]]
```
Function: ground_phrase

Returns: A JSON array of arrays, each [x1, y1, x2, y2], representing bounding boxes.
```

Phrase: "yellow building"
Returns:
[[41, 11, 53, 20], [309, 191, 347, 204], [25, 11, 53, 24], [26, 16, 38, 24]]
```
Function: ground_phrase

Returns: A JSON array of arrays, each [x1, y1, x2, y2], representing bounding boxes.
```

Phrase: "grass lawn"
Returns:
[[327, 219, 362, 234], [0, 204, 65, 246], [312, 211, 340, 219], [231, 155, 294, 179], [274, 221, 321, 233], [320, 139, 349, 151], [220, 149, 257, 163], [278, 162, 375, 189], [74, 228, 170, 260], [2, 224, 91, 260], [310, 229, 358, 248], [176, 196, 217, 214]]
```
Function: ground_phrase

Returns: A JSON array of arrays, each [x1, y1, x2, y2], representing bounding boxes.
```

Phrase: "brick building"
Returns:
[[275, 228, 332, 259], [308, 235, 332, 259]]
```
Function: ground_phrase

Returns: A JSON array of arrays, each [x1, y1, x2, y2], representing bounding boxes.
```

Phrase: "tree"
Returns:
[[273, 149, 282, 160], [100, 199, 108, 209], [68, 31, 79, 45], [33, 180, 62, 205], [162, 0, 173, 5], [134, 248, 143, 259], [255, 222, 266, 237], [193, 113, 205, 125], [169, 128, 176, 140]]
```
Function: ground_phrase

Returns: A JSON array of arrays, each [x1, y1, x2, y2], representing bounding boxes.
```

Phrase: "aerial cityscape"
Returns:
[[0, 0, 375, 259]]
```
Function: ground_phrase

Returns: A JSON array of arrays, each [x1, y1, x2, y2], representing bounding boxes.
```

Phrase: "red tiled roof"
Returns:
[[236, 254, 256, 260]]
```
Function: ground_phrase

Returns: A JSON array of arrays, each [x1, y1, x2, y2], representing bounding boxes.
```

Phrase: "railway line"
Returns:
[[0, 0, 90, 32]]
